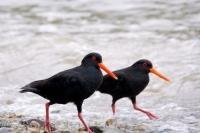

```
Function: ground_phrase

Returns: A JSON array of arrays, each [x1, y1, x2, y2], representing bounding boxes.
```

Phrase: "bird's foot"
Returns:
[[44, 122, 52, 133], [44, 128, 51, 133], [133, 103, 159, 120], [87, 128, 93, 133], [145, 111, 159, 120], [44, 129, 49, 133]]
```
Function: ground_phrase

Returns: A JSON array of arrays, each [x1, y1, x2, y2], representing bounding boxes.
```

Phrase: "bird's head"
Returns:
[[82, 52, 102, 65], [82, 52, 118, 80], [133, 59, 170, 82]]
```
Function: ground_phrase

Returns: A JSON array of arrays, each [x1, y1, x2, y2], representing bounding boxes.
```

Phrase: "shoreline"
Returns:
[[0, 113, 123, 133]]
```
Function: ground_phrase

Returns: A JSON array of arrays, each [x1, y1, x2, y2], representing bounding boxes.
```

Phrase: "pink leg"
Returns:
[[132, 101, 158, 120], [111, 103, 116, 116], [78, 113, 93, 133], [45, 102, 51, 133]]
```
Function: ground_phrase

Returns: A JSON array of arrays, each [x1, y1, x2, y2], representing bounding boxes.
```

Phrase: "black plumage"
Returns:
[[20, 52, 117, 133], [98, 59, 170, 120]]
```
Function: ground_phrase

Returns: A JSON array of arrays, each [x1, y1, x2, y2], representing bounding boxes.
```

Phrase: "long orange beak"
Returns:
[[150, 67, 170, 82], [98, 63, 118, 80]]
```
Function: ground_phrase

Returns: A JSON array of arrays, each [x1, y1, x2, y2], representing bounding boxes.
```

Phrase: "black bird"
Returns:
[[98, 59, 170, 120], [20, 52, 118, 133]]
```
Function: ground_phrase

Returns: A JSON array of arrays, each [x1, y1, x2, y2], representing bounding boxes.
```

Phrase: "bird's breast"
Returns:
[[82, 67, 103, 92], [128, 74, 149, 95]]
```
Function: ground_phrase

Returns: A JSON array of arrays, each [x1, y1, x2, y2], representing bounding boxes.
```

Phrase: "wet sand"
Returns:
[[0, 111, 160, 133]]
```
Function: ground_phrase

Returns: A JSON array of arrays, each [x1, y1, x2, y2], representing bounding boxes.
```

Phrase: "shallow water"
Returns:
[[0, 0, 200, 132]]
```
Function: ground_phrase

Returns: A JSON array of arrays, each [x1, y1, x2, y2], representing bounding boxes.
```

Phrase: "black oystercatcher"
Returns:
[[98, 59, 170, 120], [20, 52, 118, 133]]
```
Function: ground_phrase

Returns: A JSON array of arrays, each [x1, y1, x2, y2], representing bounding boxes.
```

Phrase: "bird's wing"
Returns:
[[46, 69, 95, 102], [45, 70, 83, 91], [20, 68, 84, 95]]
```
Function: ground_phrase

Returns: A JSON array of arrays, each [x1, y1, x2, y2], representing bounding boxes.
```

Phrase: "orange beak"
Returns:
[[150, 67, 170, 82], [98, 63, 118, 80]]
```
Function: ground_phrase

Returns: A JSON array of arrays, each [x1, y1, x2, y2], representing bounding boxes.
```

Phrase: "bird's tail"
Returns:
[[19, 80, 43, 94], [19, 85, 38, 93]]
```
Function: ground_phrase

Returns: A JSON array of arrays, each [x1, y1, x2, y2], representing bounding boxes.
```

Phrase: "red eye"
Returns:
[[143, 62, 147, 67], [92, 56, 96, 61]]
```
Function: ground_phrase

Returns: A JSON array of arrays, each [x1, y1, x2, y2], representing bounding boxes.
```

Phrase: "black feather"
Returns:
[[20, 52, 104, 111], [98, 59, 152, 103]]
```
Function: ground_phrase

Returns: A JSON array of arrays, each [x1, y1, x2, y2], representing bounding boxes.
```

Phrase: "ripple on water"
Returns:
[[0, 0, 200, 132]]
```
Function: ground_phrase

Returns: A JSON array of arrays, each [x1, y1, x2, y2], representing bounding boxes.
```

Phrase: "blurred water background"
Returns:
[[0, 0, 200, 132]]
